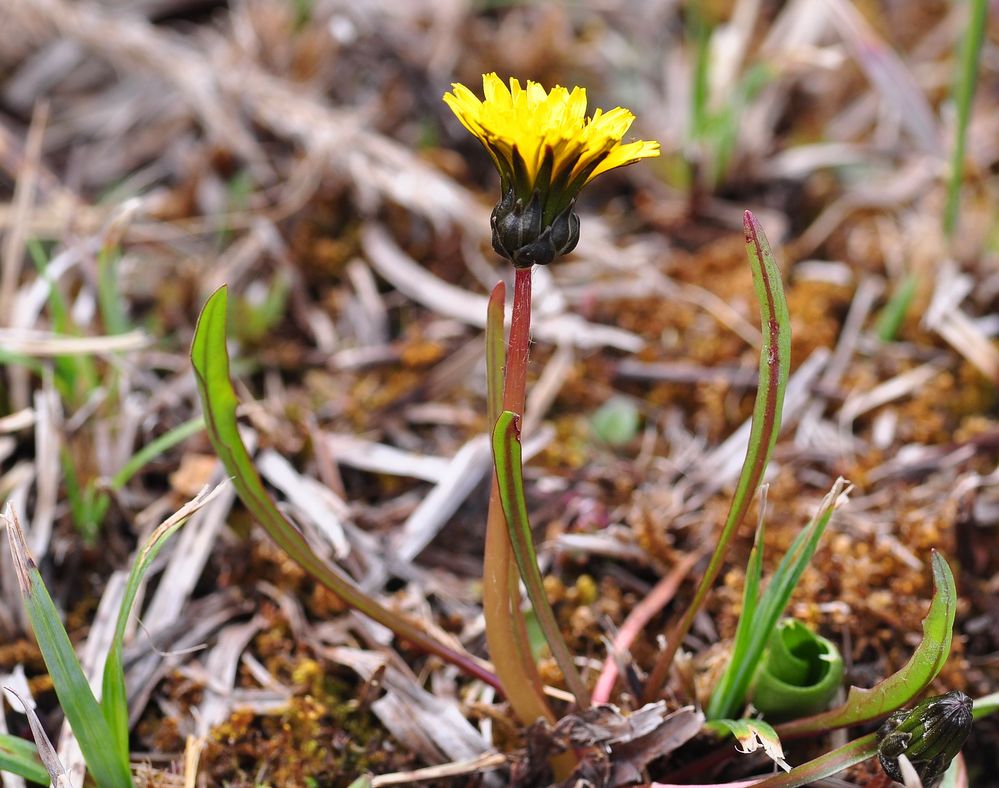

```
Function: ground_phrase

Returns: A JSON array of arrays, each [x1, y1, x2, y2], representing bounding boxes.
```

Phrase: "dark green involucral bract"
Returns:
[[877, 690, 973, 788]]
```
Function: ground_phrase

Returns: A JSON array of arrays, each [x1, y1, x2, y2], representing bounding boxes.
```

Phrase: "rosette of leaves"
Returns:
[[751, 619, 844, 722]]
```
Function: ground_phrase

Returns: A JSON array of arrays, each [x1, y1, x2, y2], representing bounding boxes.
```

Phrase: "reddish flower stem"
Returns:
[[502, 268, 533, 415], [482, 270, 554, 727]]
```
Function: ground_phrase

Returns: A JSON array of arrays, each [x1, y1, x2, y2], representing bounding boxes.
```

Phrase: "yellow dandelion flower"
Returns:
[[444, 73, 660, 267]]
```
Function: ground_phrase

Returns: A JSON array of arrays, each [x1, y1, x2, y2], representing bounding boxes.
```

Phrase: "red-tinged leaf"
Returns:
[[191, 287, 499, 689], [750, 733, 879, 788], [644, 210, 791, 702], [777, 551, 957, 738]]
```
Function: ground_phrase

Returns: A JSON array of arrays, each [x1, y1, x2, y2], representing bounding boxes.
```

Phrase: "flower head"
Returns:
[[877, 691, 973, 788], [444, 73, 660, 267]]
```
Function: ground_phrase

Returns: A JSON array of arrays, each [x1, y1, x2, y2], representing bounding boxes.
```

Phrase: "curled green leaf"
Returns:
[[752, 619, 844, 721], [777, 551, 957, 738]]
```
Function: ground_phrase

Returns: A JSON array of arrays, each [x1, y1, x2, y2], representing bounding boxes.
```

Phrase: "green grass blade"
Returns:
[[492, 410, 590, 709], [2, 508, 133, 788], [97, 246, 129, 336], [0, 732, 49, 785], [27, 238, 99, 402], [708, 479, 849, 719], [190, 287, 499, 690], [101, 484, 226, 767], [943, 0, 987, 238], [109, 415, 206, 491], [706, 487, 767, 719], [777, 551, 957, 738], [875, 274, 918, 342], [644, 210, 791, 701]]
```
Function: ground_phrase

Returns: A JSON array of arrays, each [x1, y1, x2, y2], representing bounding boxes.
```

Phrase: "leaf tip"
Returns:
[[489, 280, 506, 303], [2, 506, 35, 595]]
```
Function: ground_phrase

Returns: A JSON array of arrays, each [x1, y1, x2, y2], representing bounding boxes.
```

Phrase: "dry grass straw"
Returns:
[[0, 0, 997, 783]]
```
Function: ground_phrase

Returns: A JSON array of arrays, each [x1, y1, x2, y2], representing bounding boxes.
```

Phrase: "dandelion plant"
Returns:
[[444, 73, 660, 726]]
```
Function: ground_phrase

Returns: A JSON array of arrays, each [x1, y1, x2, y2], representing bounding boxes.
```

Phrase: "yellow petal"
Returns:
[[444, 73, 660, 198], [588, 139, 661, 181]]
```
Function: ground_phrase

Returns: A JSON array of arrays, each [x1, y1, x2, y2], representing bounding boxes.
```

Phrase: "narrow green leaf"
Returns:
[[708, 479, 849, 720], [486, 281, 505, 426], [109, 416, 206, 492], [972, 691, 999, 720], [750, 732, 878, 788], [101, 484, 226, 767], [0, 732, 49, 785], [85, 416, 207, 533], [777, 551, 957, 738], [707, 488, 767, 720], [943, 0, 988, 238], [645, 210, 791, 702], [492, 410, 590, 709], [875, 274, 918, 342], [97, 246, 129, 336], [191, 287, 499, 689], [3, 508, 133, 788]]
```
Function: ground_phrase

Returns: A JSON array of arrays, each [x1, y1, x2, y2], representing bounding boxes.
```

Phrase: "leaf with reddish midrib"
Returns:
[[777, 551, 957, 738], [191, 286, 499, 689]]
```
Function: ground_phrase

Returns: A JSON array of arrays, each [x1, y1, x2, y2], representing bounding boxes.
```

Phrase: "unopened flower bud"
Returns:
[[877, 691, 973, 787], [490, 189, 580, 268], [444, 73, 659, 269]]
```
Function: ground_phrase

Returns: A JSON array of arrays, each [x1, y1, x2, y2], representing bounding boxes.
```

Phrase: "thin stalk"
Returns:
[[482, 278, 553, 726], [503, 268, 533, 415], [501, 270, 557, 698], [943, 0, 987, 239]]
